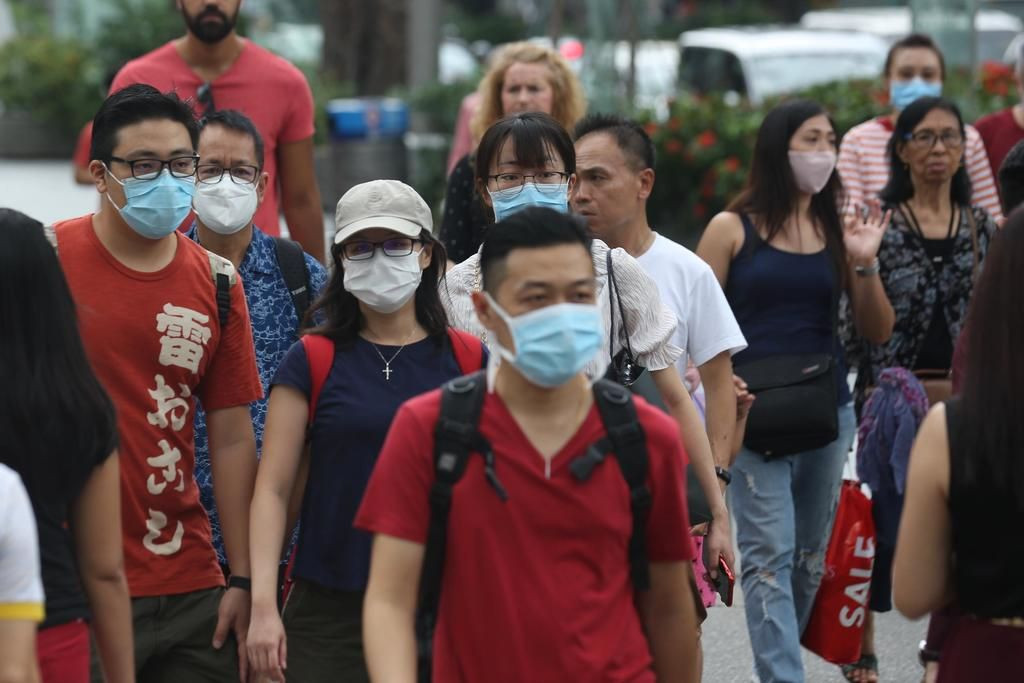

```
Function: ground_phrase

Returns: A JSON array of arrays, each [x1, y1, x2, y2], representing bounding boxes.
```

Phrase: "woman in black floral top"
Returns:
[[841, 96, 994, 683], [440, 42, 586, 263]]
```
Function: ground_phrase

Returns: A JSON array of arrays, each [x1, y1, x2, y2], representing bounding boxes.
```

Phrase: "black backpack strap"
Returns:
[[215, 273, 230, 329], [273, 237, 312, 329], [591, 378, 652, 591], [417, 370, 493, 681]]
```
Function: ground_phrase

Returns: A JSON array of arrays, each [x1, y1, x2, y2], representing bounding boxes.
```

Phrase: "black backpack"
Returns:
[[415, 371, 652, 682], [213, 236, 311, 330]]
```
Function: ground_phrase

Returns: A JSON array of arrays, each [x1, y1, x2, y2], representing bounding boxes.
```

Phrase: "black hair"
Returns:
[[474, 111, 576, 204], [879, 96, 971, 207], [573, 113, 656, 170], [883, 33, 946, 81], [998, 140, 1024, 215], [480, 206, 592, 292], [0, 209, 118, 502], [199, 109, 265, 168], [727, 99, 846, 279], [90, 83, 199, 164], [307, 229, 449, 346], [959, 207, 1024, 507]]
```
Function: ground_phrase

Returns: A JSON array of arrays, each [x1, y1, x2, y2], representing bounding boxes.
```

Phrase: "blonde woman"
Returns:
[[440, 41, 586, 263]]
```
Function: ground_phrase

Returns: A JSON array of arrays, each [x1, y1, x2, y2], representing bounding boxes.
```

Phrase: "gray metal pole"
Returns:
[[407, 0, 441, 133]]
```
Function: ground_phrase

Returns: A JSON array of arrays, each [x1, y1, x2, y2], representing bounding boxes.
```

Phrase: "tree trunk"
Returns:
[[320, 0, 408, 96]]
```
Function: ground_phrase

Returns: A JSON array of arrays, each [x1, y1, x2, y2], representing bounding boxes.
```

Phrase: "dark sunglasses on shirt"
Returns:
[[197, 82, 216, 118]]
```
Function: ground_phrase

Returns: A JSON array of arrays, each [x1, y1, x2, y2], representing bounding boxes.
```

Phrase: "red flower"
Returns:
[[723, 156, 741, 173], [693, 202, 707, 219], [665, 139, 683, 155], [697, 130, 716, 148], [667, 117, 682, 131], [644, 122, 658, 136]]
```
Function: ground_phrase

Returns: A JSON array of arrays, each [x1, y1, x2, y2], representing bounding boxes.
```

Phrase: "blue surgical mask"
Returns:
[[105, 167, 196, 239], [889, 78, 942, 111], [485, 293, 603, 388], [488, 182, 569, 222]]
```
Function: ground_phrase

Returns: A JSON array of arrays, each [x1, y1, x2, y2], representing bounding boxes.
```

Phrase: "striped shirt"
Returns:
[[838, 117, 1003, 222]]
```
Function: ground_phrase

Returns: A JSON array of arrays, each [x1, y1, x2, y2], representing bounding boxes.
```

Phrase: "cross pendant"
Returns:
[[382, 364, 392, 381]]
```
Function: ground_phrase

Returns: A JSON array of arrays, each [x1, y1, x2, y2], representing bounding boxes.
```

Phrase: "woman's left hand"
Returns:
[[844, 199, 892, 265]]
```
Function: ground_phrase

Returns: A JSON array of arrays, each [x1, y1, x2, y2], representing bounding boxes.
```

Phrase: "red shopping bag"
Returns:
[[801, 480, 877, 664]]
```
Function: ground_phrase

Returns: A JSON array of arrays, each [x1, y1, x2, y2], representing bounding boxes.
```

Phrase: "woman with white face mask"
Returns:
[[246, 180, 486, 683], [838, 33, 1002, 225], [697, 99, 892, 683]]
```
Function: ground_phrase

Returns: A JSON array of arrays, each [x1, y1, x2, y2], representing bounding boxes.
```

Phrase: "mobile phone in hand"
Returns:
[[703, 543, 735, 607]]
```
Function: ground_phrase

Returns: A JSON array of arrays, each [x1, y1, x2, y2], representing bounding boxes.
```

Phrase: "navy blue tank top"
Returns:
[[725, 215, 850, 404]]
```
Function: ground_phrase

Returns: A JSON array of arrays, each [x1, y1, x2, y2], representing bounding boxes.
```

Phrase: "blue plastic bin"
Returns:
[[326, 98, 409, 139]]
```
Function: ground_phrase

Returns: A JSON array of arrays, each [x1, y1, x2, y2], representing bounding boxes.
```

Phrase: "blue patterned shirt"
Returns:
[[186, 225, 328, 565]]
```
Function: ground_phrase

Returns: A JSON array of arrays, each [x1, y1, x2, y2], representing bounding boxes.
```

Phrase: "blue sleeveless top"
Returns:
[[725, 215, 850, 404]]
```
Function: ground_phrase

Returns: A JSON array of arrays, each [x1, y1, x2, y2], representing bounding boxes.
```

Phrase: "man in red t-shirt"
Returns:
[[53, 84, 263, 683], [110, 0, 325, 261], [354, 208, 698, 683]]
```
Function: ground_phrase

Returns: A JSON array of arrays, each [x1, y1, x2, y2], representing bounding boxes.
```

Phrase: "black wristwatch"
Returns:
[[715, 466, 732, 486], [227, 575, 251, 591]]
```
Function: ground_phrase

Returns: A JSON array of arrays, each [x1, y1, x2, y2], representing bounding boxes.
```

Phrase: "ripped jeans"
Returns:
[[729, 402, 856, 683]]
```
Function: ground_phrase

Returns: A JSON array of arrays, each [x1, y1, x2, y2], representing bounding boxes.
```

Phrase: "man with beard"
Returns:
[[110, 0, 325, 262]]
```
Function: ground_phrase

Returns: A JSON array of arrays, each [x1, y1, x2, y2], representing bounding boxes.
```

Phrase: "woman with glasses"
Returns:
[[837, 34, 1002, 225], [439, 41, 586, 263], [842, 96, 995, 683], [246, 180, 485, 683]]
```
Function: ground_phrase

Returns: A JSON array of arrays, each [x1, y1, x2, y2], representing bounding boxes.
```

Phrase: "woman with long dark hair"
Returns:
[[893, 207, 1024, 681], [0, 208, 133, 683], [697, 99, 891, 682], [246, 181, 484, 683]]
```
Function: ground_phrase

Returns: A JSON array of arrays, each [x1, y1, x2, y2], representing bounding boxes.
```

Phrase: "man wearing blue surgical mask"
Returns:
[[51, 84, 264, 682], [357, 207, 699, 682]]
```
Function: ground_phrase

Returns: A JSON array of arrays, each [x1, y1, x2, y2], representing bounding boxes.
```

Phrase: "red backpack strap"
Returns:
[[300, 334, 335, 426], [446, 328, 485, 375]]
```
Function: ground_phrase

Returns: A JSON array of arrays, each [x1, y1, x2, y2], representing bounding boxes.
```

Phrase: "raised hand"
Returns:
[[844, 199, 892, 266]]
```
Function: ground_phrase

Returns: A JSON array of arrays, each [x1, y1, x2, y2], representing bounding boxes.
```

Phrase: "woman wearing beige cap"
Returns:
[[246, 180, 485, 683]]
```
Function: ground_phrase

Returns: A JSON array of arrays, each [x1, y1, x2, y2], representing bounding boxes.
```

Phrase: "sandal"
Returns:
[[840, 653, 879, 682]]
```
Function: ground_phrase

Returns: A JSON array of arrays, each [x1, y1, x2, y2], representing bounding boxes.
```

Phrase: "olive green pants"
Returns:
[[281, 578, 370, 683]]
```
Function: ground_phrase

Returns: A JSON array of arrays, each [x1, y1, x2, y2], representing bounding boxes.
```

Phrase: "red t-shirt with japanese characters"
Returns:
[[355, 388, 694, 683], [54, 215, 262, 597], [110, 40, 315, 235]]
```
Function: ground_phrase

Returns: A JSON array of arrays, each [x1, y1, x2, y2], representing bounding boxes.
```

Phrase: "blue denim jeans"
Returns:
[[729, 403, 856, 683]]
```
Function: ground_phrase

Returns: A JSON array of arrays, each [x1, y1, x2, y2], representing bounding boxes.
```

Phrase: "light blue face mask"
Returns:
[[889, 78, 942, 111], [488, 182, 569, 222], [105, 167, 196, 239], [486, 293, 603, 388]]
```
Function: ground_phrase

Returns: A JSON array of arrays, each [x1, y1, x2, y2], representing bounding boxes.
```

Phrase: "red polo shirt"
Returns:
[[356, 388, 693, 682]]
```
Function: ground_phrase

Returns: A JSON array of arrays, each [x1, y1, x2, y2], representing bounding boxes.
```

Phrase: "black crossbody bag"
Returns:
[[732, 231, 840, 458], [604, 250, 712, 524]]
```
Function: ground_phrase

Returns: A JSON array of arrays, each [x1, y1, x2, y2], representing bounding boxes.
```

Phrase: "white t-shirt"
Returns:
[[636, 233, 747, 377], [0, 463, 44, 622]]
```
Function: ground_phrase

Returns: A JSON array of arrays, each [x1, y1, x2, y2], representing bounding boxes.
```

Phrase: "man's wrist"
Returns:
[[227, 575, 251, 591]]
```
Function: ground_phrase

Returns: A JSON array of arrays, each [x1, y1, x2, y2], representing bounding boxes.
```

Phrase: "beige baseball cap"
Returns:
[[333, 179, 433, 244]]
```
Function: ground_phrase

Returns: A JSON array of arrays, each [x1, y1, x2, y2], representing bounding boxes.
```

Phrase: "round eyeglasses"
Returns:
[[339, 238, 420, 261], [904, 130, 964, 150], [109, 155, 199, 180], [196, 164, 261, 185]]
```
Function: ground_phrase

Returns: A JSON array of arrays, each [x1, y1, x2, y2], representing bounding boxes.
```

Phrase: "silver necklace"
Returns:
[[369, 330, 415, 381]]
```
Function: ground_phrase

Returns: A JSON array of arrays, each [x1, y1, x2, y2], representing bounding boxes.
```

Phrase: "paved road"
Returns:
[[2, 158, 931, 682]]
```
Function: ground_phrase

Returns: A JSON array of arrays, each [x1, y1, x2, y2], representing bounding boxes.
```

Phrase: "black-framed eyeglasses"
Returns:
[[338, 238, 421, 261], [109, 155, 199, 180], [197, 164, 261, 185], [197, 82, 216, 118], [904, 130, 964, 150], [487, 171, 570, 195]]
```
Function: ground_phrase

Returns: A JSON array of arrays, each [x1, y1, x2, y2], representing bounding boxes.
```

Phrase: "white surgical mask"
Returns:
[[192, 180, 259, 235], [343, 252, 423, 313]]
